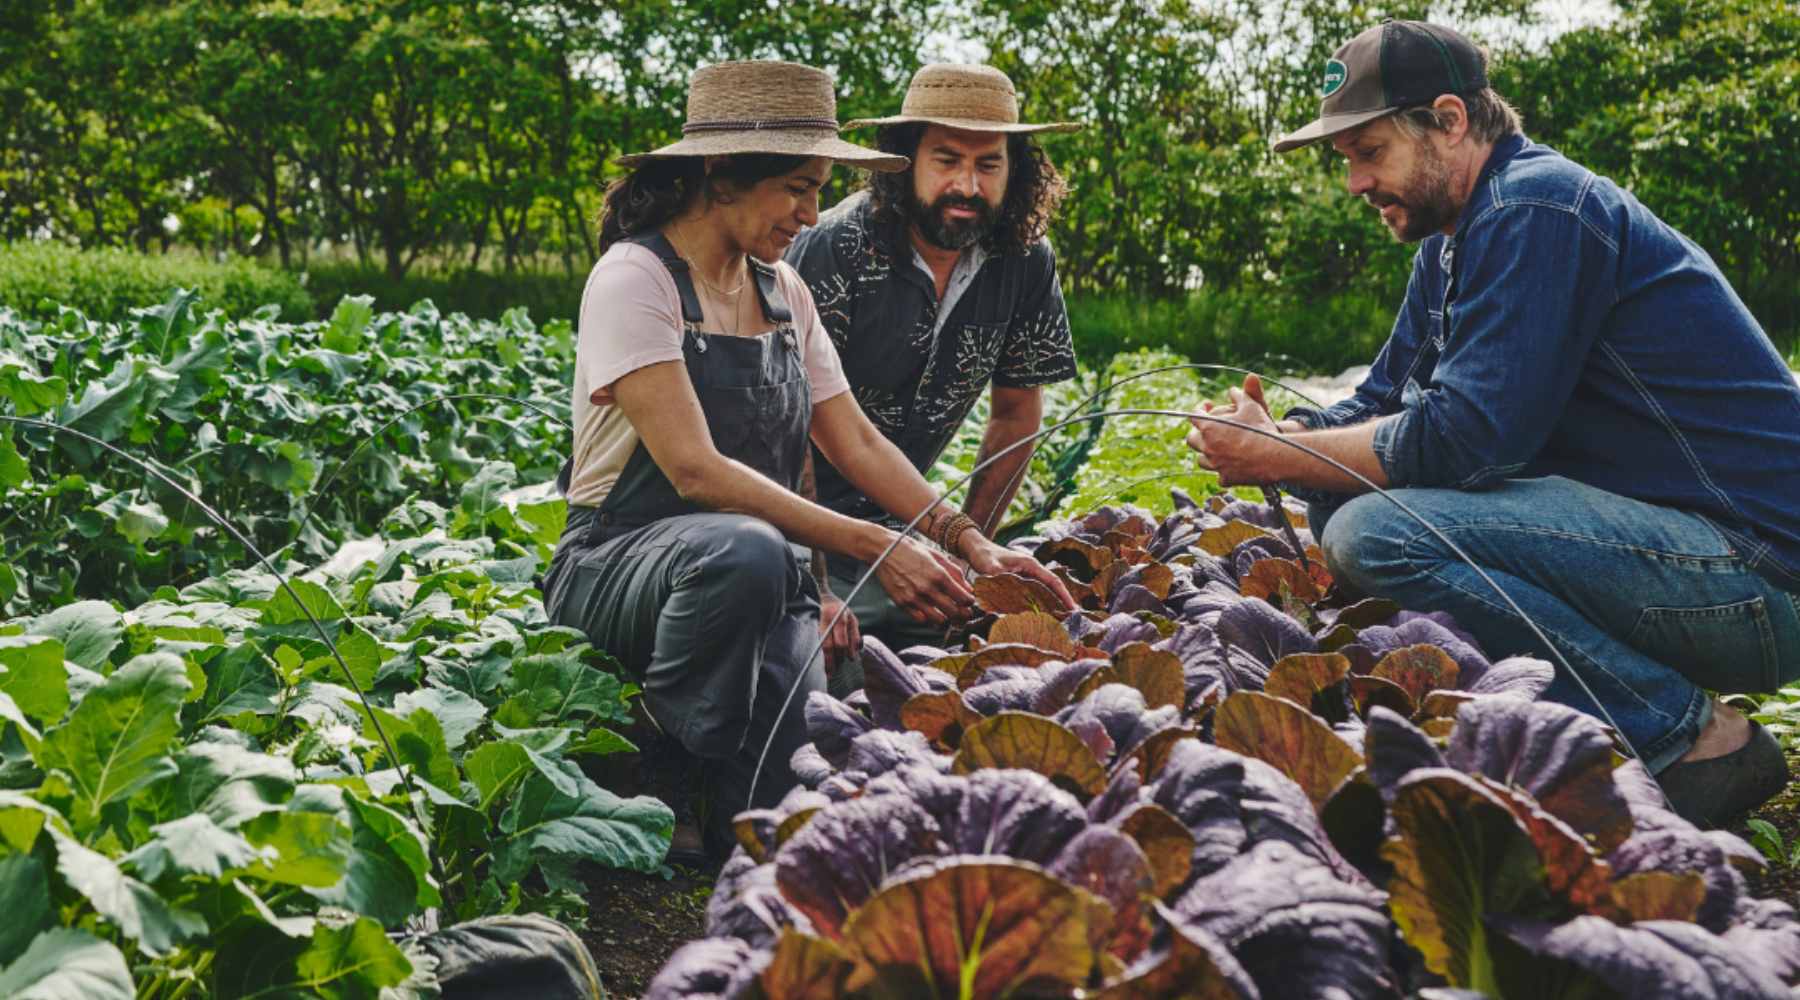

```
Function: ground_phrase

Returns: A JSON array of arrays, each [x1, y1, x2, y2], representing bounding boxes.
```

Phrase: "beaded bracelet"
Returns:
[[932, 510, 979, 555]]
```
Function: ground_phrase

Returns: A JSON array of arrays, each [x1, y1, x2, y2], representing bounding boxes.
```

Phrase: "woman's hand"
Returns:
[[875, 532, 979, 626], [962, 535, 1077, 610], [817, 593, 861, 672]]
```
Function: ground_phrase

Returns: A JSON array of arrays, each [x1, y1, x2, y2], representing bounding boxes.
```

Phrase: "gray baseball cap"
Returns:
[[1273, 20, 1489, 153]]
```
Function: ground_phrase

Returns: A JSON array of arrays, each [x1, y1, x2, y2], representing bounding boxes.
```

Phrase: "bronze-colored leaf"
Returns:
[[1419, 690, 1477, 720], [1329, 598, 1403, 631], [1212, 691, 1363, 811], [990, 612, 1077, 658], [900, 690, 982, 749], [1240, 558, 1324, 605], [1135, 563, 1176, 601], [1196, 521, 1274, 557], [1316, 622, 1361, 651], [1091, 902, 1253, 999], [759, 929, 867, 998], [734, 810, 777, 864], [1092, 561, 1128, 604], [952, 712, 1108, 797], [1111, 643, 1186, 710], [974, 573, 1065, 615], [1349, 674, 1417, 719], [1265, 652, 1353, 717], [1036, 536, 1115, 579], [1055, 566, 1099, 609], [1595, 871, 1706, 923], [775, 808, 821, 849], [1123, 727, 1195, 783], [955, 643, 1063, 689], [1371, 645, 1460, 704], [1420, 717, 1457, 739], [1117, 805, 1195, 898], [1468, 774, 1613, 911], [1072, 666, 1122, 703], [843, 857, 1103, 998]]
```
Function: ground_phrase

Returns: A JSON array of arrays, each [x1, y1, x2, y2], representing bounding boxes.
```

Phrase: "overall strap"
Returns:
[[749, 258, 793, 323], [626, 231, 704, 325]]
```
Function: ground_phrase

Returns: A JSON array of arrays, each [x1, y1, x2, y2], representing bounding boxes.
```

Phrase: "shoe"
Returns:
[[1657, 720, 1790, 828]]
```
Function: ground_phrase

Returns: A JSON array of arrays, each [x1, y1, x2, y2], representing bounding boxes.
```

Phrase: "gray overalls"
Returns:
[[542, 233, 825, 853]]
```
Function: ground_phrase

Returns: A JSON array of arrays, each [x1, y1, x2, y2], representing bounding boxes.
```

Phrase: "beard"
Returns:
[[1367, 139, 1459, 243], [908, 191, 998, 251]]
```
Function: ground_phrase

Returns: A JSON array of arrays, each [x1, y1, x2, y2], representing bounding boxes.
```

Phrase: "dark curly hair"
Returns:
[[597, 153, 812, 254], [865, 123, 1068, 256]]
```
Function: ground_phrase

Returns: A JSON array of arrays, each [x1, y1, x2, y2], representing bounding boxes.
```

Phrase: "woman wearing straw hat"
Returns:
[[787, 63, 1082, 669], [540, 60, 1072, 860]]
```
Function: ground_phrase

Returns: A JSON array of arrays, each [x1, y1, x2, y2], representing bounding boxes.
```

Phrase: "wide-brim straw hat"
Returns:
[[844, 64, 1082, 135], [618, 61, 907, 171]]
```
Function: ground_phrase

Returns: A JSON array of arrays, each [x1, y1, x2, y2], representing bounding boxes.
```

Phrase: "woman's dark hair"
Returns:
[[597, 153, 812, 253], [865, 123, 1069, 255]]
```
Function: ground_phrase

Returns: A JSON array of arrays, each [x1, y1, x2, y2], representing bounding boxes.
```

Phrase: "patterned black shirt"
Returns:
[[785, 190, 1078, 523]]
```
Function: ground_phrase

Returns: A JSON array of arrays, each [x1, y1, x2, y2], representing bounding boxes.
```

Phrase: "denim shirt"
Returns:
[[1287, 134, 1800, 591]]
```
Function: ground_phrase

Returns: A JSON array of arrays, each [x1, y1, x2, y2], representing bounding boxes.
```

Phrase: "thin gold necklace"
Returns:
[[668, 225, 748, 335]]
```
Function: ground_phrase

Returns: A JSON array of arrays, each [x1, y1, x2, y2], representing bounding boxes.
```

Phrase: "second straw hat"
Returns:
[[618, 61, 908, 170], [845, 64, 1081, 134]]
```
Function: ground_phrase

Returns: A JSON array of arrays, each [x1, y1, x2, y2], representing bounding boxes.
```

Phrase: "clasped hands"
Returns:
[[1185, 373, 1284, 487]]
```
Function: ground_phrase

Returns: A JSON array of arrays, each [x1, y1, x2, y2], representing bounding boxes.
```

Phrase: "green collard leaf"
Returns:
[[22, 601, 122, 672], [242, 807, 351, 889], [464, 739, 532, 811], [458, 461, 517, 528], [306, 628, 382, 691], [0, 431, 27, 490], [262, 578, 348, 627], [122, 813, 269, 882], [0, 355, 68, 416], [214, 916, 411, 1000], [108, 498, 169, 546], [0, 854, 52, 966], [54, 358, 177, 451], [0, 929, 134, 1000], [322, 294, 376, 354], [308, 792, 439, 923], [565, 726, 637, 757], [51, 831, 208, 957], [38, 653, 190, 826], [494, 758, 673, 880], [194, 643, 280, 724], [0, 691, 41, 749], [392, 687, 486, 751], [0, 791, 64, 853], [501, 648, 628, 727], [168, 740, 297, 829]]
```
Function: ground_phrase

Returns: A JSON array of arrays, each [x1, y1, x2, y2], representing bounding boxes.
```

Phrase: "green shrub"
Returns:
[[301, 261, 586, 324], [0, 241, 313, 320], [1067, 288, 1399, 376]]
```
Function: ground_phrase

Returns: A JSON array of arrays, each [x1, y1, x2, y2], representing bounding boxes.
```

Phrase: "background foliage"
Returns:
[[1, 0, 1794, 360]]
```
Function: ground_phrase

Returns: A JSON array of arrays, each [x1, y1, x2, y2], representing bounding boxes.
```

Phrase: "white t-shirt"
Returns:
[[566, 240, 850, 507]]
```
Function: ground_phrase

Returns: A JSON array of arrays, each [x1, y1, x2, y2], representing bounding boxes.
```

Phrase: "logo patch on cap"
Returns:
[[1321, 58, 1348, 98]]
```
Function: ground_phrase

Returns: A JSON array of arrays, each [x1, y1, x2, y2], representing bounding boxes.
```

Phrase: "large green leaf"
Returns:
[[262, 578, 348, 627], [54, 358, 177, 449], [122, 813, 269, 882], [0, 790, 64, 853], [52, 832, 208, 957], [495, 648, 627, 727], [322, 295, 376, 354], [0, 354, 68, 416], [306, 789, 440, 924], [464, 738, 532, 811], [0, 929, 133, 1000], [37, 653, 190, 826], [164, 739, 297, 829], [0, 854, 52, 966], [23, 601, 122, 673], [392, 687, 486, 750], [214, 916, 411, 1000], [193, 643, 281, 723], [241, 806, 351, 889], [494, 759, 672, 880]]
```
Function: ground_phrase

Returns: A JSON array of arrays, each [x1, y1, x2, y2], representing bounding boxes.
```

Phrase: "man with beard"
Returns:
[[786, 63, 1081, 667], [1186, 20, 1800, 826]]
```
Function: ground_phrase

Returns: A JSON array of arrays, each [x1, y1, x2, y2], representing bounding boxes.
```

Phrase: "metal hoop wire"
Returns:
[[1, 415, 436, 846], [748, 405, 1659, 808], [293, 392, 572, 541], [977, 362, 1329, 537]]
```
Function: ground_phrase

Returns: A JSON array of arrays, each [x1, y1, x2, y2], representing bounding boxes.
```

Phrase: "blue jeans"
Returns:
[[1314, 477, 1800, 772]]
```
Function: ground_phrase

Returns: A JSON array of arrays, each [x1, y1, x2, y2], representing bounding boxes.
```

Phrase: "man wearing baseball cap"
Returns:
[[787, 64, 1082, 670], [1188, 20, 1800, 825]]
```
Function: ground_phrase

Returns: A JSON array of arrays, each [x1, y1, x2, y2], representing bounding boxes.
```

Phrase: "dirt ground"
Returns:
[[1732, 752, 1800, 907]]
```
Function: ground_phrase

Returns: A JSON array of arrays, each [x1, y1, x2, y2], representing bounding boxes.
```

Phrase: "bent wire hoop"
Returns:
[[2, 414, 438, 856], [748, 402, 1659, 810]]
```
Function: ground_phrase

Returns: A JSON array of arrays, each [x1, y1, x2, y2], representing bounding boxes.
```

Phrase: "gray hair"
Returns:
[[1393, 87, 1524, 146]]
